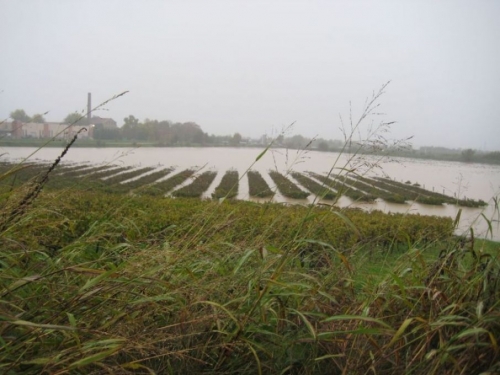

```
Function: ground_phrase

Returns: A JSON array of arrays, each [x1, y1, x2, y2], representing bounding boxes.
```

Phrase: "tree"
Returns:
[[285, 134, 308, 149], [482, 151, 500, 163], [230, 132, 242, 146], [10, 109, 31, 122], [461, 149, 476, 163], [156, 120, 171, 143], [93, 124, 121, 140], [142, 118, 155, 138], [317, 141, 329, 152], [32, 113, 46, 123], [123, 115, 139, 128], [64, 112, 88, 125], [169, 122, 204, 145]]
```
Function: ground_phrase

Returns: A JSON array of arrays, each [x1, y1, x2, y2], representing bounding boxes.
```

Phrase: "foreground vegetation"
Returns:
[[0, 155, 499, 374]]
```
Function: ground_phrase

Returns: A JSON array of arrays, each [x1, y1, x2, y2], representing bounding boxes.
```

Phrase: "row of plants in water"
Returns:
[[101, 166, 156, 185], [268, 170, 310, 199], [119, 167, 174, 191], [290, 172, 336, 200], [352, 174, 451, 205], [212, 170, 239, 199], [83, 165, 131, 181], [0, 162, 51, 187], [53, 162, 92, 175], [172, 170, 217, 198], [141, 169, 195, 196], [310, 172, 488, 207], [308, 172, 376, 202], [0, 161, 490, 207], [58, 164, 113, 179], [336, 173, 407, 203], [247, 170, 274, 198], [376, 177, 488, 207]]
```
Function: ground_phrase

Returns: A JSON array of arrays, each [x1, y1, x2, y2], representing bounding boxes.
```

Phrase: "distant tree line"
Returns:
[[7, 109, 500, 163], [10, 109, 47, 123], [372, 144, 500, 164], [93, 115, 346, 149]]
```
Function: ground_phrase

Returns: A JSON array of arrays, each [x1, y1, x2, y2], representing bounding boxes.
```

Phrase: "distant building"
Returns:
[[90, 116, 117, 130], [0, 121, 16, 136], [1, 121, 93, 140]]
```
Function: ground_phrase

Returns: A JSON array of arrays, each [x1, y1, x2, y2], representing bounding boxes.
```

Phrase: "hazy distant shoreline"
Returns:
[[1, 138, 499, 166]]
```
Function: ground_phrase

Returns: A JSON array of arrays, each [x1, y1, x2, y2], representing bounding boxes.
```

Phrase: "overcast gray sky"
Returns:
[[1, 0, 499, 150]]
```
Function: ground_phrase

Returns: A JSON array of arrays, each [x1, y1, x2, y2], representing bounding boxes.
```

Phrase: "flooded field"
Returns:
[[4, 146, 500, 240]]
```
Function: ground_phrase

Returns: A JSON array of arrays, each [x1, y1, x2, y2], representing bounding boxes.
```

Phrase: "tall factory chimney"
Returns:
[[87, 93, 91, 123]]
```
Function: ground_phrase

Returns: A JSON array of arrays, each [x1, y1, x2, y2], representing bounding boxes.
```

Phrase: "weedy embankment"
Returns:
[[0, 158, 499, 374]]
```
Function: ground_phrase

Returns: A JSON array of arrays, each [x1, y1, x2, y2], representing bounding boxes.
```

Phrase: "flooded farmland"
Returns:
[[4, 146, 500, 240]]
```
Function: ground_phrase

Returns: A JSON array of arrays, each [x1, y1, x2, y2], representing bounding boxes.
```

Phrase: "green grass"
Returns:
[[0, 158, 499, 374]]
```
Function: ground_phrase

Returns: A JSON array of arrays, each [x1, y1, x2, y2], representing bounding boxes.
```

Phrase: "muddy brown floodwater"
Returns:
[[4, 146, 500, 240]]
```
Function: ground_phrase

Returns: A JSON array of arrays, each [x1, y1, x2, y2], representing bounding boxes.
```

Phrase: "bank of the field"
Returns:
[[1, 179, 499, 374]]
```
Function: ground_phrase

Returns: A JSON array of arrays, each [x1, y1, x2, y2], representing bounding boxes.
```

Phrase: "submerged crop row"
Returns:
[[376, 177, 487, 207], [337, 173, 406, 203], [291, 172, 336, 200], [0, 162, 51, 187], [172, 170, 217, 197], [0, 161, 490, 207], [140, 169, 195, 196], [269, 170, 309, 199], [82, 165, 131, 180], [60, 164, 113, 178], [352, 174, 447, 205], [308, 172, 489, 207], [212, 170, 239, 199], [53, 163, 92, 175], [247, 170, 274, 198], [102, 166, 156, 185], [309, 172, 376, 202], [121, 167, 174, 191]]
